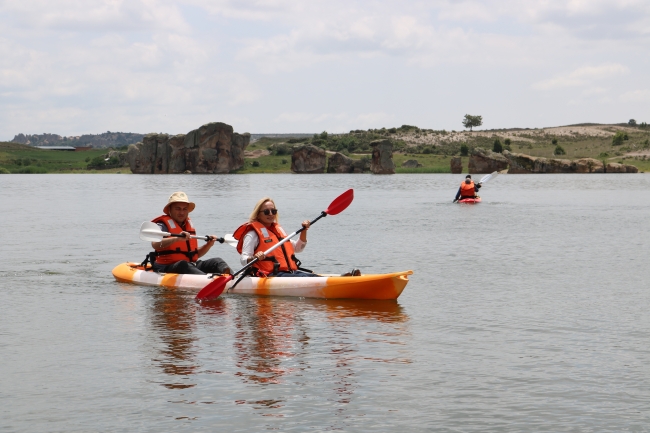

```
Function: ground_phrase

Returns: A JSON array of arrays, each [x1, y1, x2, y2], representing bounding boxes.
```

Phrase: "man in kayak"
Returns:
[[149, 191, 231, 275], [232, 197, 320, 277], [453, 175, 482, 202]]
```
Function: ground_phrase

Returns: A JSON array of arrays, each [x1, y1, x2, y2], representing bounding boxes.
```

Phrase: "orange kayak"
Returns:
[[112, 263, 412, 300]]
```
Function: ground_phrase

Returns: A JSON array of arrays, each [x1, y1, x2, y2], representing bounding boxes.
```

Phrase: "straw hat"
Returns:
[[163, 191, 195, 215]]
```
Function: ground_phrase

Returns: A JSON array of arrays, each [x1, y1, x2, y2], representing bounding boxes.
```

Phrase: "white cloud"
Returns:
[[533, 63, 629, 90], [620, 89, 650, 101]]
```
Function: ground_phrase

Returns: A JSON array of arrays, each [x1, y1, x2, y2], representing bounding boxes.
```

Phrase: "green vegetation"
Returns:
[[462, 114, 483, 131], [0, 142, 124, 173], [554, 145, 566, 156], [493, 138, 503, 153], [612, 131, 628, 146]]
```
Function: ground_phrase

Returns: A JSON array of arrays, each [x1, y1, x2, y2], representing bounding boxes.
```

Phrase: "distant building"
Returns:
[[35, 146, 76, 151]]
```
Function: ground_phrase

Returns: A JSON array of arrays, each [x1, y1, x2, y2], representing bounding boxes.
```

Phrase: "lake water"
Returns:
[[1, 173, 649, 432]]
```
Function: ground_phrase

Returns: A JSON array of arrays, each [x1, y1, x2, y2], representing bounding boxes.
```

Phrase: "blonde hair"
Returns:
[[249, 197, 279, 223]]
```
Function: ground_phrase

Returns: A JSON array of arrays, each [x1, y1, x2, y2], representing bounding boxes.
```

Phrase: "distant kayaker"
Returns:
[[453, 175, 482, 202], [232, 197, 320, 277], [149, 191, 231, 275]]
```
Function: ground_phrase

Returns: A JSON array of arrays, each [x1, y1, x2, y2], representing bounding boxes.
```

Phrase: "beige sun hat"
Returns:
[[163, 191, 196, 215]]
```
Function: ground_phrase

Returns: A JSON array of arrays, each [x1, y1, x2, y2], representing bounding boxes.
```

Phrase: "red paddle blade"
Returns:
[[324, 189, 354, 215], [195, 275, 233, 301]]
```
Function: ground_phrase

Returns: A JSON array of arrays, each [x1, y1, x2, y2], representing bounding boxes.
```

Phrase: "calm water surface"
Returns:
[[1, 173, 649, 432]]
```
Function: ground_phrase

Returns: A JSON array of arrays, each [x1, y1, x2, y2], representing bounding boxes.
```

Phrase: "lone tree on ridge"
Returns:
[[462, 114, 483, 131]]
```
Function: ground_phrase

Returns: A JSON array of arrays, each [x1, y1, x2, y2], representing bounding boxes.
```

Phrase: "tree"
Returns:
[[628, 119, 637, 127], [460, 144, 469, 156], [493, 138, 503, 153], [462, 114, 483, 131], [504, 138, 512, 151]]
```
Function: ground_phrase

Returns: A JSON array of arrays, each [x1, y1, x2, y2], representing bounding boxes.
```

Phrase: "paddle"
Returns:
[[195, 189, 355, 302], [139, 221, 237, 246]]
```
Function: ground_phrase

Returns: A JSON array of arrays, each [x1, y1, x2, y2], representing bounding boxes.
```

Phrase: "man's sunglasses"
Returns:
[[259, 209, 278, 215]]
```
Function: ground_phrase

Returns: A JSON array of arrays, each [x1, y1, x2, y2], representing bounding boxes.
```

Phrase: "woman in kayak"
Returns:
[[233, 197, 319, 277], [453, 175, 482, 202]]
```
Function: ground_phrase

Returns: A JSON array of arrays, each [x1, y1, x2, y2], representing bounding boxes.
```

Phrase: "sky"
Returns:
[[1, 0, 649, 139]]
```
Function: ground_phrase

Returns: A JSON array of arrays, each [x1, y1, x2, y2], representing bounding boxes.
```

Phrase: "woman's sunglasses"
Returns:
[[259, 209, 278, 215]]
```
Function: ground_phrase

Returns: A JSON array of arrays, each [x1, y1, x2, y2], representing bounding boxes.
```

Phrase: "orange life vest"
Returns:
[[460, 180, 476, 198], [233, 221, 298, 274], [151, 215, 199, 264]]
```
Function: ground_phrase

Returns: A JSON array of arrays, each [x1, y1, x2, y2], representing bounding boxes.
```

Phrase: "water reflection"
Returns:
[[225, 296, 411, 419], [148, 289, 199, 389], [232, 297, 305, 386]]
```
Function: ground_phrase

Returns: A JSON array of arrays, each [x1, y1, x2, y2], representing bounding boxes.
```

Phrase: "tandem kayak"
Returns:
[[458, 197, 481, 204], [112, 263, 413, 300]]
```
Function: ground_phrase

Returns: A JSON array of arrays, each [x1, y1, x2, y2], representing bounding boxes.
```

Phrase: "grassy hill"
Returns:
[[0, 142, 127, 173], [239, 124, 650, 173], [3, 123, 649, 174]]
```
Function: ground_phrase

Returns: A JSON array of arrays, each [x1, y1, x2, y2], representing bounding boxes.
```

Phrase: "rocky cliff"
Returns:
[[327, 152, 370, 173], [370, 140, 395, 174], [503, 151, 605, 173], [291, 145, 327, 173], [127, 122, 250, 174], [468, 147, 509, 174]]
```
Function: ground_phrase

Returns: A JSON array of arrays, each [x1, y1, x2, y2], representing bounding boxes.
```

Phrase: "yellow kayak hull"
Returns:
[[112, 262, 412, 300]]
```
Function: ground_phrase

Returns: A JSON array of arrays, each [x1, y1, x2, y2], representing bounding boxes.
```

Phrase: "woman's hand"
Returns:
[[253, 251, 266, 261], [301, 220, 310, 230]]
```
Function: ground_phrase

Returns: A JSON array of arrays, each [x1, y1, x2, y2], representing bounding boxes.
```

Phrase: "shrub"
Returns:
[[272, 144, 292, 156], [551, 138, 558, 145], [640, 122, 648, 129], [643, 139, 650, 149], [460, 144, 469, 156], [252, 160, 260, 167], [554, 145, 566, 156], [612, 131, 626, 145], [504, 138, 512, 151], [281, 159, 288, 164], [320, 131, 328, 140], [598, 152, 609, 158], [15, 166, 47, 174], [85, 157, 90, 162], [0, 167, 10, 174], [388, 127, 397, 134], [493, 138, 503, 153]]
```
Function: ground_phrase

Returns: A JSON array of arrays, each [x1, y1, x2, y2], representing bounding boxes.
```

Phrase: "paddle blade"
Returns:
[[324, 189, 354, 215], [480, 171, 498, 184], [139, 221, 164, 241], [195, 275, 232, 301], [223, 234, 238, 247]]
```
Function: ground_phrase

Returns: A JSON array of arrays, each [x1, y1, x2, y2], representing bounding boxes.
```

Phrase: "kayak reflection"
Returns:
[[233, 297, 408, 386]]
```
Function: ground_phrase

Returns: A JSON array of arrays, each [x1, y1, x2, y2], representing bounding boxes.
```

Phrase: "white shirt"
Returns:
[[240, 230, 306, 266]]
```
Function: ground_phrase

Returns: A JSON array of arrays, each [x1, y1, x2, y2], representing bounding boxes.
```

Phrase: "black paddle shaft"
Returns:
[[167, 233, 225, 243]]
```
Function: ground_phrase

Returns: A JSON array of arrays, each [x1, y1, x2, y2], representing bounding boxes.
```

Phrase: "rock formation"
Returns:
[[370, 140, 395, 174], [468, 147, 509, 174], [503, 151, 604, 173], [105, 150, 128, 167], [606, 162, 639, 173], [327, 152, 370, 173], [291, 145, 326, 173], [127, 122, 250, 174], [402, 159, 422, 168], [450, 157, 462, 174]]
